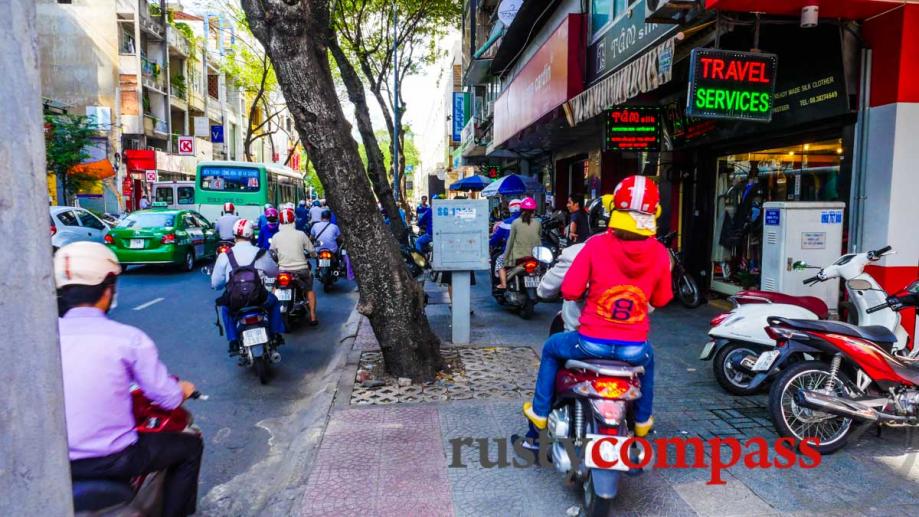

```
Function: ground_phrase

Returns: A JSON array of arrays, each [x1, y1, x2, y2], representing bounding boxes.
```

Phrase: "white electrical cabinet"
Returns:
[[760, 201, 845, 312]]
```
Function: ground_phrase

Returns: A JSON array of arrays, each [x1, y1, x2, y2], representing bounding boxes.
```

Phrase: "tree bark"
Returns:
[[241, 0, 442, 381], [328, 35, 407, 244]]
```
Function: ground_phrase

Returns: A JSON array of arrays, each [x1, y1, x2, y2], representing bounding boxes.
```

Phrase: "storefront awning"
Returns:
[[124, 149, 156, 172], [69, 159, 115, 179]]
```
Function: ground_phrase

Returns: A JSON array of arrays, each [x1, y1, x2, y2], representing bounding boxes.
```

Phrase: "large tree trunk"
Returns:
[[241, 0, 441, 381], [328, 35, 407, 244]]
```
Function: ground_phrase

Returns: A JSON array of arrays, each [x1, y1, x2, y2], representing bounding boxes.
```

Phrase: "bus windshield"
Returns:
[[199, 166, 260, 192], [118, 213, 176, 228]]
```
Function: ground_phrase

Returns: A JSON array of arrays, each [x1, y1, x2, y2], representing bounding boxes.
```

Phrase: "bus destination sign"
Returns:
[[604, 107, 661, 151], [686, 48, 778, 122]]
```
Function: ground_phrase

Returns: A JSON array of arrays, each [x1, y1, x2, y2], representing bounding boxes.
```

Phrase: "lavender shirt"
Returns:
[[59, 307, 183, 460]]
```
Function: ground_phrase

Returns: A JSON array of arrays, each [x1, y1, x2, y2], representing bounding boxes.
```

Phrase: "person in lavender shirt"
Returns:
[[55, 242, 202, 517]]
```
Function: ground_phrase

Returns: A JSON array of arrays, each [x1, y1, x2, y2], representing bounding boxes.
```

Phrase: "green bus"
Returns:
[[194, 161, 307, 223]]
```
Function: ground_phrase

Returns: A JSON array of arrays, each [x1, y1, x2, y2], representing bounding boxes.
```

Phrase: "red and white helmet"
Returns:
[[279, 208, 296, 225], [233, 219, 254, 239], [508, 198, 522, 213], [520, 197, 537, 211], [223, 202, 235, 213], [612, 175, 660, 214]]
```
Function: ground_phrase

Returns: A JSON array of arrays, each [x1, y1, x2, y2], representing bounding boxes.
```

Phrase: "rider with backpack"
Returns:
[[211, 219, 285, 355]]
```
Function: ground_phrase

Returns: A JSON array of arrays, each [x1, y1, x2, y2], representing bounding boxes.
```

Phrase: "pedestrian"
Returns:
[[139, 195, 150, 210], [566, 194, 589, 244]]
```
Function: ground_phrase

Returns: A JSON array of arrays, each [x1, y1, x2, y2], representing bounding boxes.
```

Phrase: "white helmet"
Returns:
[[54, 242, 121, 288], [234, 219, 254, 239], [264, 203, 273, 210]]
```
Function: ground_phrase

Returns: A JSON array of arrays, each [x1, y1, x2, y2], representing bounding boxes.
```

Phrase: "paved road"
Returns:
[[108, 263, 356, 499]]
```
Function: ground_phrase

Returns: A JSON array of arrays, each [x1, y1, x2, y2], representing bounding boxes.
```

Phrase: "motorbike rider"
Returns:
[[272, 208, 319, 325], [215, 202, 240, 242], [308, 200, 324, 228], [489, 198, 521, 281], [416, 195, 430, 221], [257, 203, 273, 229], [295, 199, 310, 231], [496, 197, 541, 290], [523, 176, 673, 437], [415, 199, 434, 253], [211, 219, 285, 354], [57, 242, 202, 517], [256, 207, 280, 250]]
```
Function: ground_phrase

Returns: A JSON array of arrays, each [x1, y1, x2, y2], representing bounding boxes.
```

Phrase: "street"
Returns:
[[109, 264, 356, 498]]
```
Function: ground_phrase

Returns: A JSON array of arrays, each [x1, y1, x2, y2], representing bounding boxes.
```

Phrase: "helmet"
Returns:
[[265, 207, 279, 223], [223, 202, 235, 213], [234, 219, 254, 239], [264, 203, 273, 210], [299, 199, 306, 206], [280, 208, 296, 225], [320, 198, 327, 206], [312, 200, 320, 207], [54, 242, 121, 288], [321, 209, 331, 220], [587, 195, 614, 233], [520, 197, 537, 211], [508, 199, 522, 213], [609, 175, 661, 237]]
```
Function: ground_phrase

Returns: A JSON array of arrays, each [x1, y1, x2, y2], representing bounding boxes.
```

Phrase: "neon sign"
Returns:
[[604, 107, 661, 151], [686, 49, 778, 122]]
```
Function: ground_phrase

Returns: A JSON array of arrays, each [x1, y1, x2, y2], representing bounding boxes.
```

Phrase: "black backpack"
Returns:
[[222, 248, 269, 312]]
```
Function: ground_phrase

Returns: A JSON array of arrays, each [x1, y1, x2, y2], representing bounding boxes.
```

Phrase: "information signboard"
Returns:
[[604, 107, 661, 151], [432, 199, 490, 271], [686, 49, 778, 122]]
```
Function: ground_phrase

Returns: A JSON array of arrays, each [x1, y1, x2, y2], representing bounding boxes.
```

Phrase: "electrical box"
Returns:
[[432, 199, 490, 271], [761, 202, 845, 312]]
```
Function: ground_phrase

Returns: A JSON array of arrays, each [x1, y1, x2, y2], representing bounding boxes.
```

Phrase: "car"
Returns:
[[51, 206, 110, 251], [105, 207, 219, 271]]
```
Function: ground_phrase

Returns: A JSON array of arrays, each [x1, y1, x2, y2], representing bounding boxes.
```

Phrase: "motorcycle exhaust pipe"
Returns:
[[270, 351, 281, 364], [794, 390, 879, 422]]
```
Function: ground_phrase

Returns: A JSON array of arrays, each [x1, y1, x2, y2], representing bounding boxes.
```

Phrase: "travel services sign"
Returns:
[[686, 49, 778, 122]]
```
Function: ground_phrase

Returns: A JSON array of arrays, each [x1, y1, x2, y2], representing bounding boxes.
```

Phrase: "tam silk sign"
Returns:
[[604, 107, 661, 151], [686, 49, 778, 122]]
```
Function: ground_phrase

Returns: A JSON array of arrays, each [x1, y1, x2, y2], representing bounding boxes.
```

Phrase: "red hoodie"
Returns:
[[561, 231, 673, 343]]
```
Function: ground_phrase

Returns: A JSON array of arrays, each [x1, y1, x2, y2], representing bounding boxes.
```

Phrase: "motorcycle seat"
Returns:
[[72, 479, 134, 512], [770, 317, 897, 344], [734, 290, 830, 319], [564, 359, 644, 377]]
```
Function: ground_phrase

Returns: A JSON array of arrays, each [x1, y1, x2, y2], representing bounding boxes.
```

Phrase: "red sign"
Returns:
[[177, 136, 195, 156], [124, 149, 156, 172], [492, 14, 585, 148]]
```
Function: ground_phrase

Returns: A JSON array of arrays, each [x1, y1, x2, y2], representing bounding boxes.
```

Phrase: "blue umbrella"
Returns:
[[480, 173, 544, 197], [449, 174, 492, 191]]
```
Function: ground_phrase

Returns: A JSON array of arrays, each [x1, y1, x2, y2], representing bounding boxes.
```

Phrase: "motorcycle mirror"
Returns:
[[533, 246, 554, 264], [792, 260, 808, 270], [846, 279, 873, 291]]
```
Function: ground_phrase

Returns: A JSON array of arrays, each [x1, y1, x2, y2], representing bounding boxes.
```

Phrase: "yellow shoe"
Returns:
[[523, 402, 547, 430], [635, 416, 654, 437]]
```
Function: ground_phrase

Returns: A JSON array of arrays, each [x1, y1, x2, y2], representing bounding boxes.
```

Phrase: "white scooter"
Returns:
[[700, 246, 908, 395]]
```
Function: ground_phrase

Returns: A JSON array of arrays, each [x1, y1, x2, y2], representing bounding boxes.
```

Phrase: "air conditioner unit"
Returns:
[[645, 0, 700, 24]]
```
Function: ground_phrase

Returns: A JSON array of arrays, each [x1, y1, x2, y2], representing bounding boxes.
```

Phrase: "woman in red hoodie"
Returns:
[[524, 176, 673, 437]]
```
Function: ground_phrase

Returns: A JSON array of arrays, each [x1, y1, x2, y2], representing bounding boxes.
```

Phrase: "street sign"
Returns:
[[686, 48, 778, 122], [145, 170, 158, 183], [194, 116, 209, 137], [177, 135, 195, 156], [432, 199, 490, 271], [604, 106, 661, 151], [210, 125, 224, 143]]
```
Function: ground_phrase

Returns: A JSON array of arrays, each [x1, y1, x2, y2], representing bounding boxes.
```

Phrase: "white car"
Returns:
[[50, 206, 110, 251]]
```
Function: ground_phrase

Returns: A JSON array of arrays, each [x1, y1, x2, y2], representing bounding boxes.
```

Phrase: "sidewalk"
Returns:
[[297, 273, 919, 516]]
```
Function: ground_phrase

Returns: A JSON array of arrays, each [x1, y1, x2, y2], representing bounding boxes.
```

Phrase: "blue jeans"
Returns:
[[532, 331, 654, 423], [220, 293, 285, 342], [415, 233, 432, 253]]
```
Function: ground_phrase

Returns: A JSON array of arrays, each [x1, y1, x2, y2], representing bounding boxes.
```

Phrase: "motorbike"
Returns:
[[274, 270, 310, 329], [216, 239, 234, 256], [235, 276, 281, 385], [493, 246, 554, 319], [540, 211, 568, 260], [316, 248, 345, 292], [701, 246, 906, 395], [763, 279, 919, 454], [73, 386, 205, 516], [658, 231, 703, 308]]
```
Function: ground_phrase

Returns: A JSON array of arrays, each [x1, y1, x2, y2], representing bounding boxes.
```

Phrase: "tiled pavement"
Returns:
[[299, 272, 919, 516]]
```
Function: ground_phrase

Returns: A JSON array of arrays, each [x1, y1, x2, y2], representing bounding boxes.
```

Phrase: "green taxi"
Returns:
[[105, 205, 218, 271]]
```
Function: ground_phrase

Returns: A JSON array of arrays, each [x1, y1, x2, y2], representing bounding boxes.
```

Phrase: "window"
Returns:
[[118, 213, 176, 228], [177, 186, 195, 205], [192, 213, 211, 228], [120, 26, 136, 54], [208, 74, 219, 99], [57, 210, 80, 226], [590, 0, 611, 36], [77, 210, 106, 230], [199, 166, 260, 192], [155, 186, 175, 205], [183, 214, 199, 228]]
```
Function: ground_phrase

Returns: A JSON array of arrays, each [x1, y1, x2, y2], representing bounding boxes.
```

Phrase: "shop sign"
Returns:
[[764, 208, 780, 226], [604, 106, 661, 151], [481, 164, 502, 179], [210, 125, 224, 143], [452, 93, 465, 142], [686, 49, 778, 122], [145, 170, 158, 183], [588, 0, 677, 83]]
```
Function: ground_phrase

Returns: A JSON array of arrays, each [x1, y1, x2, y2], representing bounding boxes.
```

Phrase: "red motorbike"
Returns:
[[766, 279, 919, 454], [72, 386, 205, 516]]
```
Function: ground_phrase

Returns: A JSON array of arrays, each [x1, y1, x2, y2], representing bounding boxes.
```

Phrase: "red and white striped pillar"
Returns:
[[861, 4, 919, 339]]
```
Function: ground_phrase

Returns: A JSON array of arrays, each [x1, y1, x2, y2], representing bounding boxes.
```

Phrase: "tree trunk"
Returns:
[[328, 35, 407, 244], [241, 0, 442, 381]]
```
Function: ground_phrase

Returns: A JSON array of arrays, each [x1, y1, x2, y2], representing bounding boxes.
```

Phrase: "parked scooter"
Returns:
[[764, 279, 919, 454], [658, 231, 703, 308], [494, 246, 553, 319], [701, 246, 905, 395], [72, 386, 206, 516]]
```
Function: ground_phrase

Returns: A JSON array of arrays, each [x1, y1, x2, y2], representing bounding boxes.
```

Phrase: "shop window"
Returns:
[[710, 138, 845, 294]]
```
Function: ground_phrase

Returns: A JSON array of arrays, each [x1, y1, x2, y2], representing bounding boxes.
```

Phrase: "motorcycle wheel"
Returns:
[[675, 271, 703, 308], [768, 361, 854, 455], [255, 356, 270, 385], [713, 343, 762, 396], [519, 299, 535, 320], [583, 472, 615, 517], [323, 278, 334, 293]]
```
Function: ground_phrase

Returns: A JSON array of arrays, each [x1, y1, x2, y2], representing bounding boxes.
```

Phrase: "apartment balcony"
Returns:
[[141, 57, 167, 93], [170, 77, 188, 110], [167, 29, 190, 57], [188, 90, 206, 113], [140, 0, 165, 39], [144, 113, 168, 138]]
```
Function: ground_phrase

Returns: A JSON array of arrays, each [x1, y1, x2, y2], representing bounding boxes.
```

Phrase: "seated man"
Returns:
[[310, 209, 342, 255], [524, 177, 673, 437], [215, 202, 239, 242], [211, 219, 285, 354], [273, 208, 319, 325], [57, 242, 202, 517]]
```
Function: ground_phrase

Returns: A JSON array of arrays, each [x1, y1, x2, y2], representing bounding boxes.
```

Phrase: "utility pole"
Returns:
[[392, 0, 400, 203], [0, 1, 73, 515]]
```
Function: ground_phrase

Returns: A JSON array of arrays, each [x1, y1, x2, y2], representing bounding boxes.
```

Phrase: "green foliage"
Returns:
[[303, 152, 325, 197], [149, 2, 162, 18], [44, 114, 99, 203], [174, 22, 195, 42], [359, 130, 420, 179]]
